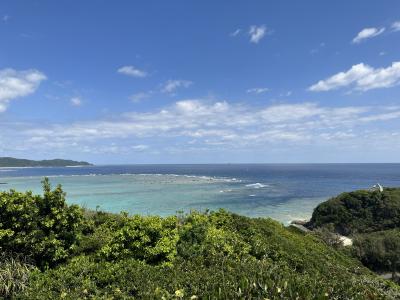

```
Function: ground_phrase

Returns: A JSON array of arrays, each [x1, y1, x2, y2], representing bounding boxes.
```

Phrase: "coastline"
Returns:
[[2, 164, 400, 226]]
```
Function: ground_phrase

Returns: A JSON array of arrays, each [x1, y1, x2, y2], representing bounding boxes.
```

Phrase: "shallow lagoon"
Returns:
[[1, 164, 400, 224]]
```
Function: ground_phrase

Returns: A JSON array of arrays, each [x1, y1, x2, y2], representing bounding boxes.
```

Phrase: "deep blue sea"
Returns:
[[1, 164, 399, 224]]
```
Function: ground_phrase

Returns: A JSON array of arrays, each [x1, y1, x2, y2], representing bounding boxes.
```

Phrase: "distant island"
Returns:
[[0, 157, 92, 167]]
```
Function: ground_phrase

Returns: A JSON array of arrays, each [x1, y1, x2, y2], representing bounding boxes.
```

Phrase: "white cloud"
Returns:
[[249, 25, 267, 43], [14, 100, 396, 144], [3, 98, 400, 159], [309, 61, 400, 92], [230, 29, 241, 37], [247, 87, 269, 94], [117, 65, 147, 78], [392, 21, 400, 32], [259, 103, 324, 123], [70, 97, 82, 106], [131, 144, 149, 151], [352, 27, 385, 44], [359, 110, 400, 122], [3, 15, 10, 23], [161, 80, 192, 94], [0, 68, 46, 112]]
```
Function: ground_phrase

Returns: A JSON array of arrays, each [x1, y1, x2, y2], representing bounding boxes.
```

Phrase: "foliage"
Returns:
[[22, 255, 400, 300], [308, 188, 400, 235], [0, 178, 84, 268], [22, 209, 400, 299], [353, 229, 400, 275], [312, 224, 344, 249], [0, 253, 35, 299], [177, 211, 251, 262], [99, 215, 180, 265]]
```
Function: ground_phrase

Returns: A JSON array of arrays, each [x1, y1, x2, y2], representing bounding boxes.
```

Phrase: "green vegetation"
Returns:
[[308, 188, 400, 235], [1, 181, 400, 299], [353, 229, 400, 281], [0, 253, 34, 299], [307, 188, 400, 283], [0, 157, 91, 167], [0, 179, 83, 268]]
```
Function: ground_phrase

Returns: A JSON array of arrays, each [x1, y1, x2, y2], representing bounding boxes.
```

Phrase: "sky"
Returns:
[[1, 1, 400, 164]]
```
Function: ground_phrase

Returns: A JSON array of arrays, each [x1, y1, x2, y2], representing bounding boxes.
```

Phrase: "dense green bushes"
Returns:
[[99, 215, 179, 264], [23, 255, 400, 299], [1, 180, 400, 299], [353, 229, 400, 275], [0, 178, 83, 268], [307, 188, 400, 279], [0, 253, 34, 299], [308, 188, 400, 235], [21, 210, 400, 299]]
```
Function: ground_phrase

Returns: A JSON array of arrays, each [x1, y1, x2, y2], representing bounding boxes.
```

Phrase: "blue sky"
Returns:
[[1, 1, 400, 164]]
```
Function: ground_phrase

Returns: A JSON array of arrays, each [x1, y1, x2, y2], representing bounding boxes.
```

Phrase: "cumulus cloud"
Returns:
[[352, 27, 385, 44], [309, 61, 400, 92], [2, 94, 400, 163], [161, 80, 192, 94], [247, 87, 269, 94], [7, 98, 400, 152], [249, 25, 267, 43], [117, 65, 147, 78], [392, 21, 400, 32], [0, 68, 46, 112]]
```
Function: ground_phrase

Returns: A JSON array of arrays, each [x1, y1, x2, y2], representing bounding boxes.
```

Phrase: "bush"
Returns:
[[177, 211, 251, 262], [99, 215, 179, 265], [308, 188, 400, 235], [353, 229, 400, 275], [22, 210, 400, 299], [0, 178, 83, 268], [0, 253, 35, 298], [22, 241, 400, 299], [2, 182, 400, 298], [311, 223, 344, 249]]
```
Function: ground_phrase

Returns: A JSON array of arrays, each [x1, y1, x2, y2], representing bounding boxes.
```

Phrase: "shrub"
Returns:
[[0, 253, 35, 298], [99, 215, 179, 265], [0, 178, 83, 268], [308, 188, 400, 235], [22, 246, 400, 299], [312, 224, 343, 249], [177, 211, 250, 262], [353, 229, 400, 275]]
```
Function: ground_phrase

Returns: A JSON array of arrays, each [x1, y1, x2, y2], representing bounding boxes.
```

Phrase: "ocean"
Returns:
[[1, 164, 399, 224]]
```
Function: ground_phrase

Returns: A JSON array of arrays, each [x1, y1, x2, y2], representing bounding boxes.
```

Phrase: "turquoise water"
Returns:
[[1, 164, 400, 224]]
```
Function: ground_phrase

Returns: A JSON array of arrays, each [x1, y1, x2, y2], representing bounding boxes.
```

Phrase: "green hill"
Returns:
[[1, 179, 399, 299], [307, 188, 400, 235], [307, 188, 400, 280], [0, 157, 92, 167]]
